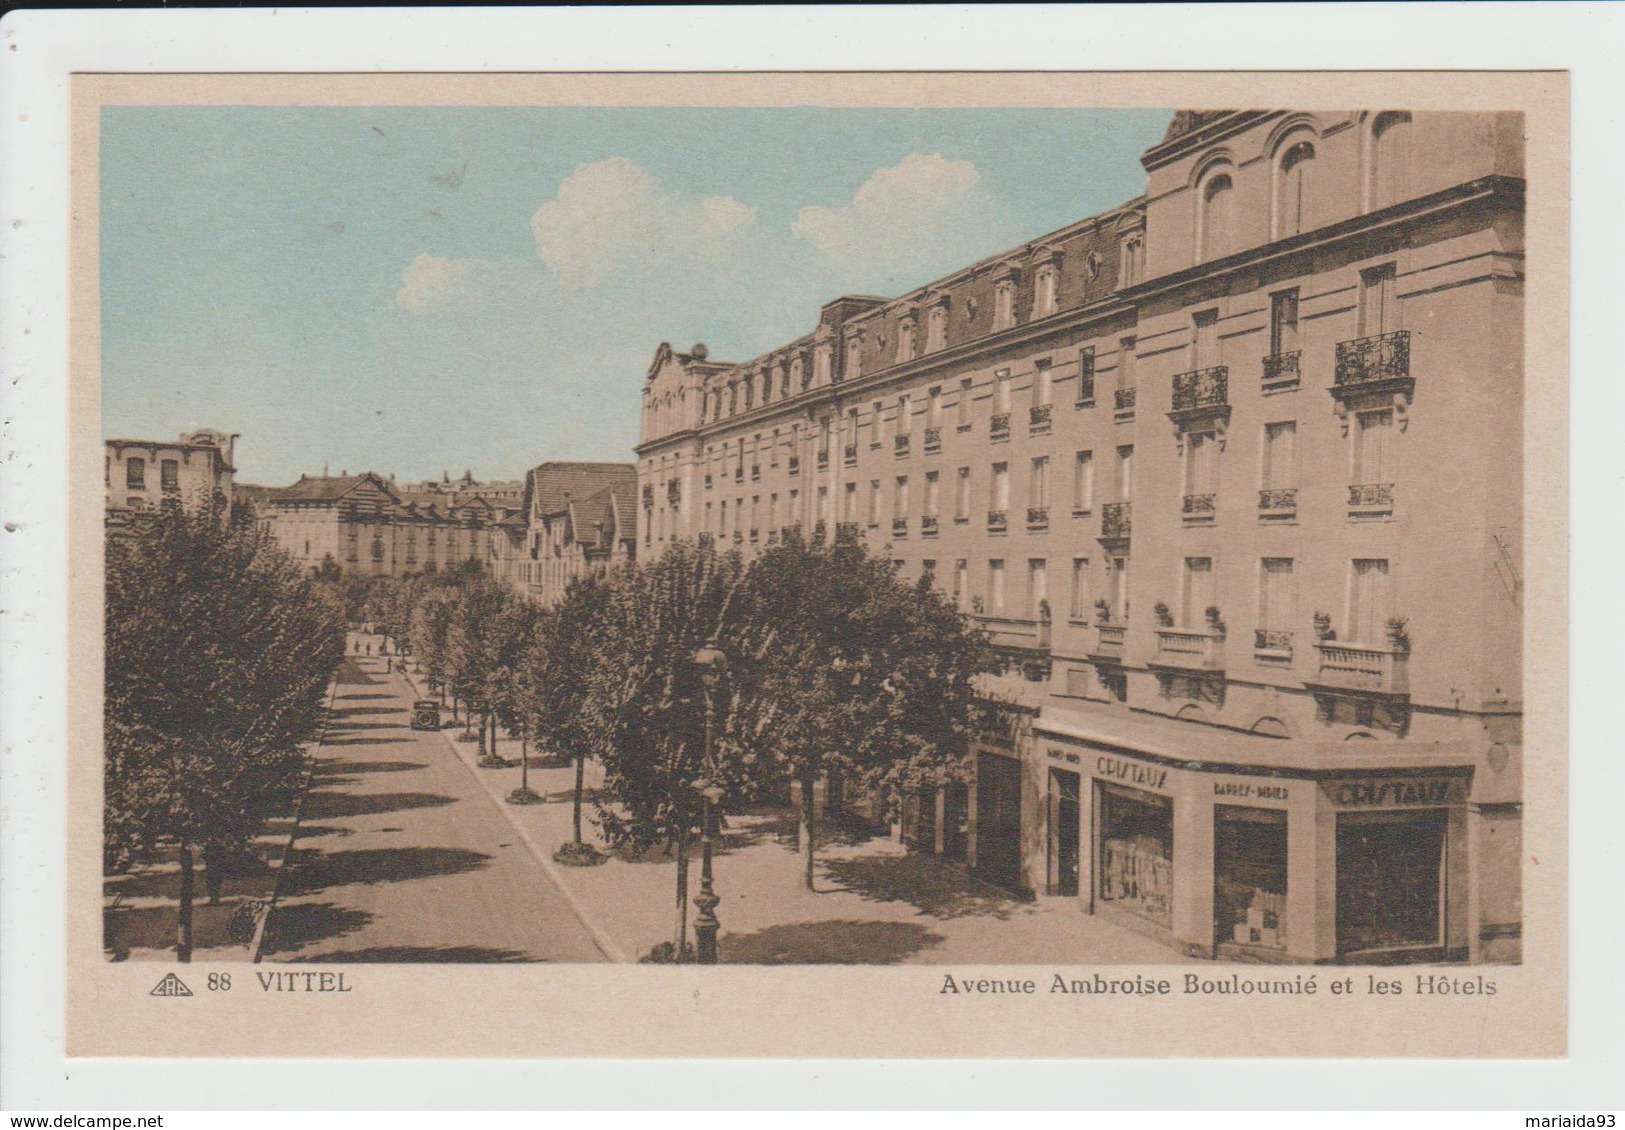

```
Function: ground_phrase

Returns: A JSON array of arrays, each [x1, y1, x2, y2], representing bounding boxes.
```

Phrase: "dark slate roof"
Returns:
[[528, 462, 637, 517], [270, 473, 394, 503]]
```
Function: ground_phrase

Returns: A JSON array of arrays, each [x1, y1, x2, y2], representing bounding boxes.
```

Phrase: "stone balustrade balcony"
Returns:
[[1311, 641, 1409, 696], [975, 614, 1052, 652], [1153, 627, 1226, 672], [1093, 623, 1126, 659]]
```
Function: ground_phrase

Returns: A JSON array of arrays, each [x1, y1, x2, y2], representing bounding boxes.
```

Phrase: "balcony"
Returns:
[[813, 520, 828, 542], [892, 517, 908, 538], [782, 523, 802, 542], [1348, 482, 1394, 517], [750, 465, 761, 482], [641, 485, 654, 508], [1254, 628, 1294, 658], [990, 412, 1011, 440], [843, 444, 858, 466], [732, 531, 744, 544], [975, 614, 1052, 652], [1310, 641, 1409, 696], [1026, 506, 1049, 531], [1092, 624, 1126, 660], [1029, 403, 1053, 434], [835, 521, 861, 543], [1258, 487, 1298, 519], [1335, 330, 1411, 389], [734, 468, 745, 484], [666, 481, 681, 505], [895, 434, 911, 458], [1182, 493, 1216, 523], [766, 529, 779, 546], [1114, 386, 1137, 420], [787, 456, 800, 475], [1262, 350, 1301, 391], [1168, 365, 1230, 431], [987, 508, 1008, 533], [923, 426, 942, 453], [704, 474, 713, 491], [1152, 627, 1225, 672], [749, 527, 760, 543], [816, 450, 829, 471], [921, 514, 939, 537], [1101, 501, 1132, 541]]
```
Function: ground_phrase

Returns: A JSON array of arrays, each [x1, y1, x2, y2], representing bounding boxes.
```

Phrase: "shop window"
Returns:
[[1047, 768, 1081, 896], [975, 754, 1023, 890], [1098, 782, 1173, 926], [1214, 805, 1289, 951], [1335, 809, 1446, 955]]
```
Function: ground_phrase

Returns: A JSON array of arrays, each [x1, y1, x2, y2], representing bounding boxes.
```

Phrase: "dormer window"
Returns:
[[926, 304, 947, 353], [897, 317, 916, 364], [1369, 111, 1413, 211], [1197, 171, 1235, 263], [1118, 233, 1144, 288], [846, 334, 863, 381], [1034, 265, 1059, 318], [1276, 139, 1316, 239], [993, 278, 1016, 330]]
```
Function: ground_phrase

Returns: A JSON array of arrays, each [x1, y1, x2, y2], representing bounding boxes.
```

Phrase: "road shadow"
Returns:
[[287, 823, 355, 840], [332, 706, 404, 718], [819, 852, 1028, 920], [335, 693, 395, 702], [314, 760, 429, 775], [299, 791, 455, 820], [260, 901, 375, 953], [720, 919, 944, 964], [323, 720, 404, 732], [281, 846, 493, 895], [317, 737, 418, 748], [284, 945, 540, 963], [335, 660, 380, 686]]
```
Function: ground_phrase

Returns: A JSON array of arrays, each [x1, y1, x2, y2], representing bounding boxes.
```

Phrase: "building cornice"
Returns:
[[1139, 111, 1275, 171]]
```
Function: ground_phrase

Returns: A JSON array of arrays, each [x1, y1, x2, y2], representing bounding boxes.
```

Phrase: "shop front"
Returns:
[[1036, 724, 1473, 963]]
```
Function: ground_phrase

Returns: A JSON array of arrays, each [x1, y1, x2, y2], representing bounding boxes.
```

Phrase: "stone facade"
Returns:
[[635, 110, 1525, 964], [105, 428, 238, 524], [495, 462, 637, 606]]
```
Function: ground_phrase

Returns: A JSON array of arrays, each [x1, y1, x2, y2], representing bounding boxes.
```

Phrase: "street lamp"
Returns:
[[691, 636, 728, 964]]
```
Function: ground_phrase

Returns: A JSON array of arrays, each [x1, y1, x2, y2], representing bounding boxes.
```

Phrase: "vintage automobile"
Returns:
[[410, 700, 442, 732]]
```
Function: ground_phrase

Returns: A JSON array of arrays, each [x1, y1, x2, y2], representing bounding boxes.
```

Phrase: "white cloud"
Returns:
[[791, 153, 1007, 285], [530, 157, 757, 288], [394, 254, 490, 314]]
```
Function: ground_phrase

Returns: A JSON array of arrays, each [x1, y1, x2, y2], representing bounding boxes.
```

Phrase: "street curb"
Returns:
[[250, 674, 341, 963], [401, 666, 628, 964]]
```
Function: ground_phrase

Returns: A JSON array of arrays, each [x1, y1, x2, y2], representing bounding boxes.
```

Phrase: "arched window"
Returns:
[[1198, 172, 1234, 262], [1370, 111, 1413, 210], [1277, 140, 1315, 238]]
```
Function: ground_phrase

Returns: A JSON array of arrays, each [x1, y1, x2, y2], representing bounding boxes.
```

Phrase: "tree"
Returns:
[[517, 569, 612, 843], [722, 534, 996, 889], [583, 541, 745, 956], [105, 500, 345, 960]]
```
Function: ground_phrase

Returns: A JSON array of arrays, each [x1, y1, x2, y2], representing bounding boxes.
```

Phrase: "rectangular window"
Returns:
[[1109, 556, 1130, 621], [872, 401, 885, 447], [705, 501, 714, 532], [1033, 360, 1053, 407], [995, 370, 1012, 413], [1349, 558, 1392, 644], [897, 394, 911, 436], [843, 482, 857, 522], [956, 467, 972, 519], [160, 459, 179, 491], [954, 559, 969, 609], [1184, 431, 1219, 507], [924, 470, 940, 516], [1116, 445, 1134, 502], [1073, 451, 1095, 512], [1353, 409, 1392, 485], [1036, 269, 1058, 317], [1030, 456, 1050, 510], [1258, 557, 1297, 645], [1359, 263, 1398, 337], [1117, 338, 1138, 392], [1192, 309, 1219, 369], [1270, 290, 1300, 356], [769, 493, 779, 529], [991, 462, 1010, 511], [927, 306, 947, 353], [817, 486, 829, 524], [928, 387, 943, 427], [1070, 557, 1090, 620], [126, 457, 145, 489], [1028, 559, 1048, 618], [1077, 347, 1097, 405], [1263, 422, 1299, 490], [895, 475, 909, 516], [868, 480, 881, 525], [988, 559, 1006, 613], [958, 377, 974, 427], [1182, 557, 1216, 626]]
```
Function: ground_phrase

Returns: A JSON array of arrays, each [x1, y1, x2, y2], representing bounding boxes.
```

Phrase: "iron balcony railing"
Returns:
[[1172, 365, 1229, 412], [1254, 628, 1294, 654], [892, 517, 908, 537], [990, 412, 1011, 438], [1029, 404, 1053, 432], [975, 614, 1052, 652], [895, 434, 911, 457], [987, 508, 1008, 532], [923, 426, 942, 452], [1182, 493, 1216, 517], [921, 514, 939, 536], [835, 521, 862, 542], [1348, 482, 1394, 511], [1259, 487, 1298, 514], [1262, 350, 1301, 388], [1335, 330, 1411, 387], [1102, 501, 1132, 539], [787, 456, 800, 474], [843, 444, 858, 464], [816, 450, 829, 470], [1027, 506, 1049, 529]]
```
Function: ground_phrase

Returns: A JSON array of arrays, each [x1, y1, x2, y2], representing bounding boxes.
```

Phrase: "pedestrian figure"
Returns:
[[365, 642, 372, 656], [353, 639, 360, 653]]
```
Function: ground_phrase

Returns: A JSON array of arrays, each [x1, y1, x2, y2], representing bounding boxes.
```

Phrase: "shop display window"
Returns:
[[1214, 805, 1289, 951], [1097, 782, 1173, 924], [1335, 809, 1446, 955]]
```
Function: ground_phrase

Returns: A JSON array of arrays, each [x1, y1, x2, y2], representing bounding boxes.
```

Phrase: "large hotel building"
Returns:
[[635, 110, 1524, 965]]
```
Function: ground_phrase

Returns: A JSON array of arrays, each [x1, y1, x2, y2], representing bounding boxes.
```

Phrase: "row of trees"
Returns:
[[360, 534, 998, 959], [105, 500, 347, 961]]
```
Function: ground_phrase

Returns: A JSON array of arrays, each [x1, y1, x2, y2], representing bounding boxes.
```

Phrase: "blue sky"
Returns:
[[101, 106, 1172, 486]]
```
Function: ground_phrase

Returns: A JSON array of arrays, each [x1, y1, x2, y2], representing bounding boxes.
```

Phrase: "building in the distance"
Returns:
[[257, 471, 512, 577], [635, 110, 1524, 965], [105, 428, 238, 524], [494, 462, 637, 605]]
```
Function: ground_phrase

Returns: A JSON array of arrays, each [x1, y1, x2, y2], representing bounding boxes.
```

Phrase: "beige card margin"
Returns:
[[66, 70, 1569, 1059]]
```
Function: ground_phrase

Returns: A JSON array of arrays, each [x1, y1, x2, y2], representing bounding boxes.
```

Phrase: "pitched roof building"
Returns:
[[493, 462, 637, 605]]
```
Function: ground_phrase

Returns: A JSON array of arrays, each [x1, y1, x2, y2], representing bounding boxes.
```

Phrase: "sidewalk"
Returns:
[[399, 665, 1180, 966]]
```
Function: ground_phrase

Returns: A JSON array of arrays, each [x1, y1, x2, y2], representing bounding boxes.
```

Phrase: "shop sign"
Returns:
[[1046, 747, 1082, 765], [1211, 778, 1292, 803], [1321, 776, 1465, 808], [1095, 755, 1170, 793]]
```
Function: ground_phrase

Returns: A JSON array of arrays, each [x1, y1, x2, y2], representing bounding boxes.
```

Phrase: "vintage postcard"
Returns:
[[63, 68, 1566, 1059]]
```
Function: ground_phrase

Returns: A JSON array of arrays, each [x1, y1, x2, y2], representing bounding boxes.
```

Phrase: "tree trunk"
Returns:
[[572, 753, 586, 843], [203, 842, 224, 906], [673, 825, 691, 960], [520, 732, 530, 794], [176, 843, 195, 963], [800, 769, 817, 891]]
